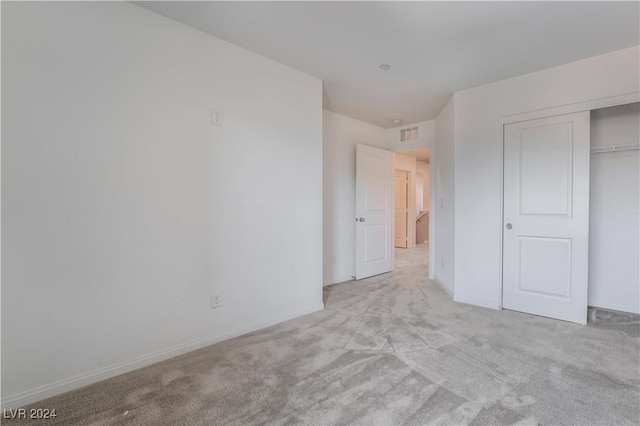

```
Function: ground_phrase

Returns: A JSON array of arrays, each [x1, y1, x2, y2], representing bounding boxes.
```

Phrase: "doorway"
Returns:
[[394, 170, 409, 248], [392, 148, 431, 270], [501, 102, 640, 323], [354, 144, 433, 280], [588, 103, 639, 314]]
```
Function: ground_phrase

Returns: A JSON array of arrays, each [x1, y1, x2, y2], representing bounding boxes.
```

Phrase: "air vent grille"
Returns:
[[400, 127, 418, 142]]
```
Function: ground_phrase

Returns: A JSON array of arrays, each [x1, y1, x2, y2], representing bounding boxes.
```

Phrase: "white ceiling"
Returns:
[[136, 2, 639, 128]]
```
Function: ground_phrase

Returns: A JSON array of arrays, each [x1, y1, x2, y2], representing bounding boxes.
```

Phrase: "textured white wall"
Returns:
[[433, 96, 456, 296], [453, 46, 640, 308], [589, 103, 640, 313], [323, 110, 386, 285], [2, 2, 323, 406]]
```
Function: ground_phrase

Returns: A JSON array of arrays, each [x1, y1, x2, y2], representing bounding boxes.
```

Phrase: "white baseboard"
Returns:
[[324, 274, 355, 286], [588, 301, 639, 315], [432, 276, 454, 298], [1, 303, 325, 410], [454, 295, 500, 310]]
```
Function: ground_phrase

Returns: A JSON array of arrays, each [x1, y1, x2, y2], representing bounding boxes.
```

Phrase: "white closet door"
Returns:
[[503, 111, 590, 324]]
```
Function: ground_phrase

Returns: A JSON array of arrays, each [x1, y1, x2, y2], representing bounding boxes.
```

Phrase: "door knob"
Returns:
[[359, 217, 365, 222], [506, 223, 512, 230]]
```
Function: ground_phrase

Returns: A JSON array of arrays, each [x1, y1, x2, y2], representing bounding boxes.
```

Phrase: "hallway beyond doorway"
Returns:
[[395, 243, 429, 268]]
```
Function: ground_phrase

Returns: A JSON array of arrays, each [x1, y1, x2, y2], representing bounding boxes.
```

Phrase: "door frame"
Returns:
[[391, 146, 435, 278], [499, 92, 640, 309]]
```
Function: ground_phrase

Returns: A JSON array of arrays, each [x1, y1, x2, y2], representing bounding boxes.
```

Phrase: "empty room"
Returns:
[[2, 1, 639, 425]]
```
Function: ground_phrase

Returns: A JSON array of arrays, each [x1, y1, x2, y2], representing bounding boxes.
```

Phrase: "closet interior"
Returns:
[[588, 102, 640, 314]]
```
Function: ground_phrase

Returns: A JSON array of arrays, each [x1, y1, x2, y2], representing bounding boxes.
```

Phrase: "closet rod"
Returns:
[[590, 143, 640, 154]]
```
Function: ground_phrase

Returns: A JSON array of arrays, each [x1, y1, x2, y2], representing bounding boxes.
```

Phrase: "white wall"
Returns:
[[589, 103, 640, 313], [453, 46, 640, 308], [2, 2, 323, 406], [433, 96, 456, 296], [385, 120, 435, 151], [393, 153, 417, 249], [323, 110, 386, 285]]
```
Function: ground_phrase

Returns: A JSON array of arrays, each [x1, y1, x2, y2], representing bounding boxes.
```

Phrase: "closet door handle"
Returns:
[[506, 223, 513, 230]]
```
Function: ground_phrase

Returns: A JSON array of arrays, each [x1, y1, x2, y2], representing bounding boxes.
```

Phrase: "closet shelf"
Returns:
[[590, 143, 640, 154]]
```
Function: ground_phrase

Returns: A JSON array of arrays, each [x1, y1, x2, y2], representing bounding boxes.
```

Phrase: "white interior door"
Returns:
[[503, 111, 590, 324], [394, 170, 408, 248], [356, 144, 393, 279]]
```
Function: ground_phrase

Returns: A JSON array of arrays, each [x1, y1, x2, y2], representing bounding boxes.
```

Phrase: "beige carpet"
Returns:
[[5, 245, 639, 425]]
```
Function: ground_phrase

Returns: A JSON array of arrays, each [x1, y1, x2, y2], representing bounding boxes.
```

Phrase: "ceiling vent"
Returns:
[[400, 126, 418, 142]]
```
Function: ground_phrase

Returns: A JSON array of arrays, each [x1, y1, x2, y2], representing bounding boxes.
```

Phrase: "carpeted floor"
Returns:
[[6, 244, 640, 425]]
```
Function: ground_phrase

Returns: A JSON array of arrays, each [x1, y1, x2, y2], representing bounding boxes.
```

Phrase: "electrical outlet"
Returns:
[[441, 258, 444, 268], [210, 291, 223, 308], [211, 109, 223, 126]]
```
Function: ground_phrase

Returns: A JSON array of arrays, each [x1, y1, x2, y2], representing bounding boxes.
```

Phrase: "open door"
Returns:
[[503, 111, 590, 324], [355, 144, 393, 279]]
